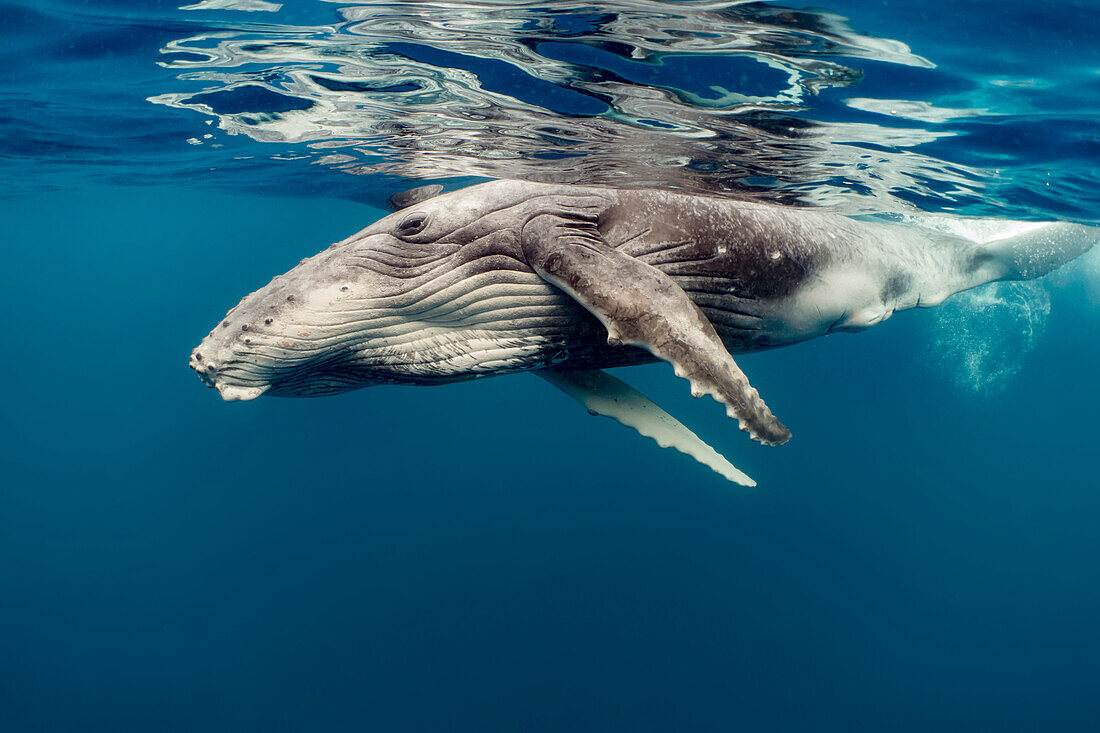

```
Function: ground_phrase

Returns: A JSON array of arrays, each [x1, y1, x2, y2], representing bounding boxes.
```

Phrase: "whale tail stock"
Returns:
[[978, 221, 1098, 282], [899, 214, 1099, 284]]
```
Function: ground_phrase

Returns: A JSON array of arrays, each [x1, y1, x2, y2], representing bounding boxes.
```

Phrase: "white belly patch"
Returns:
[[782, 266, 893, 337]]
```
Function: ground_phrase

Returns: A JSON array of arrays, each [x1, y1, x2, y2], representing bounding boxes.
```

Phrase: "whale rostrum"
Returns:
[[191, 180, 1097, 485]]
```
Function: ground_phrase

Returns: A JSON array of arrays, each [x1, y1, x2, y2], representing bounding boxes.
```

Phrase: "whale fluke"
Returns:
[[538, 368, 756, 486], [980, 222, 1098, 281], [889, 214, 1099, 283]]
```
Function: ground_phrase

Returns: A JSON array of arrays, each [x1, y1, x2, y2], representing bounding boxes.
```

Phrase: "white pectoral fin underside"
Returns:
[[538, 368, 756, 487]]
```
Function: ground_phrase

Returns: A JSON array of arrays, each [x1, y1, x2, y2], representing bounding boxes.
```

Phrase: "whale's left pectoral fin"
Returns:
[[522, 213, 790, 445], [538, 368, 757, 486]]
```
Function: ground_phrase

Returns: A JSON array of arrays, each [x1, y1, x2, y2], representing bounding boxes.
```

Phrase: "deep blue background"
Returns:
[[2, 1, 1100, 731], [3, 186, 1099, 732]]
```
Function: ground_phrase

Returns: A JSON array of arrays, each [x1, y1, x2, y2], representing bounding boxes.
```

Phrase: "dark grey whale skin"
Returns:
[[191, 179, 1094, 441]]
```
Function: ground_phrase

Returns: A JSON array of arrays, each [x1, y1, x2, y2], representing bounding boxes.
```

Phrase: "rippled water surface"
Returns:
[[4, 0, 1099, 219]]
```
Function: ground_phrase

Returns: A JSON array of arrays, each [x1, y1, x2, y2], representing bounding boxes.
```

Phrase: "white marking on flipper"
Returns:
[[537, 369, 756, 487]]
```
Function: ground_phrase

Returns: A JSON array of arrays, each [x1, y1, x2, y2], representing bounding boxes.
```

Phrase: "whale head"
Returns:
[[190, 180, 600, 400]]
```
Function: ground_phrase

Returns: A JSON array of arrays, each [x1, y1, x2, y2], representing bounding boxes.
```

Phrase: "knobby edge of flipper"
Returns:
[[538, 369, 756, 487], [520, 210, 791, 446]]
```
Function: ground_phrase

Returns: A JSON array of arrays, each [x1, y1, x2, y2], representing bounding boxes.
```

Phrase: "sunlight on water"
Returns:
[[146, 0, 995, 214], [5, 0, 1096, 221], [181, 0, 284, 10]]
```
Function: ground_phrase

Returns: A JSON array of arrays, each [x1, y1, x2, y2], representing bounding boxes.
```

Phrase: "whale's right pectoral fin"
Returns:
[[538, 368, 757, 486], [521, 212, 791, 445]]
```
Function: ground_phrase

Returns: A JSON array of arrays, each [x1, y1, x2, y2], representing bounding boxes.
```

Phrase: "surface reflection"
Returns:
[[149, 1, 1010, 213]]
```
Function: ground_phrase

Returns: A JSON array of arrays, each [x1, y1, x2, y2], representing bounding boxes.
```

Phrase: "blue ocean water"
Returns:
[[2, 1, 1099, 731]]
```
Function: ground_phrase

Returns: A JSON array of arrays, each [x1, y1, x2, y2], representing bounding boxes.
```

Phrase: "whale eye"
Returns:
[[395, 212, 429, 238]]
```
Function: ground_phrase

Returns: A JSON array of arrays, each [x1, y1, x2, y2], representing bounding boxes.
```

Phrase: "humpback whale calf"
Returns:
[[190, 180, 1096, 485]]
